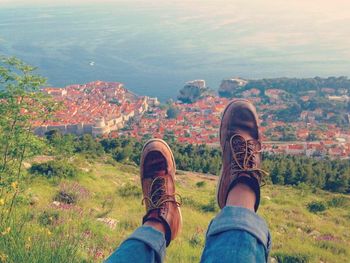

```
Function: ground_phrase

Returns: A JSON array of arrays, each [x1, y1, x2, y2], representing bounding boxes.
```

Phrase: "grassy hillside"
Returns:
[[3, 156, 350, 263]]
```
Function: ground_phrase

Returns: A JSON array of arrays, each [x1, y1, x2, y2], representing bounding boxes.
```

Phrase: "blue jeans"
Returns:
[[106, 206, 271, 263]]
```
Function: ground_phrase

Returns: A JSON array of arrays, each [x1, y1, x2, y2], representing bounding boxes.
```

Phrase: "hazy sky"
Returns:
[[2, 0, 350, 10]]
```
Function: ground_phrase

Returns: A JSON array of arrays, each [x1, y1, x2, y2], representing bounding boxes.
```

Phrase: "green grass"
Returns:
[[2, 156, 350, 263]]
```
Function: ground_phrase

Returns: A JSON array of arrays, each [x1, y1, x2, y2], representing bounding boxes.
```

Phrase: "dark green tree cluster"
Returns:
[[170, 143, 221, 175], [102, 138, 350, 193], [274, 104, 302, 123], [264, 154, 350, 194], [30, 160, 78, 179], [100, 137, 221, 174], [47, 134, 350, 194], [100, 136, 143, 164], [46, 131, 104, 158], [74, 134, 104, 156]]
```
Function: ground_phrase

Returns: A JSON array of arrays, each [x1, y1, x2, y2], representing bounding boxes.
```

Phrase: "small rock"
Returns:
[[52, 201, 61, 207], [270, 257, 278, 263], [23, 162, 31, 169], [264, 196, 271, 200]]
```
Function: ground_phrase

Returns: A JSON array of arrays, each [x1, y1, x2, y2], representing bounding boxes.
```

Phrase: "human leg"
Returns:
[[105, 139, 182, 263], [200, 204, 271, 263], [201, 100, 271, 263], [105, 226, 166, 263]]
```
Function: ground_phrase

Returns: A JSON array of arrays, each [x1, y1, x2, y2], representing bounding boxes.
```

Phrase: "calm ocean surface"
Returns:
[[1, 2, 349, 100]]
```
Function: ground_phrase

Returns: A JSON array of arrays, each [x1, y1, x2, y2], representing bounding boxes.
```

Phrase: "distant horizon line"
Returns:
[[43, 75, 350, 88]]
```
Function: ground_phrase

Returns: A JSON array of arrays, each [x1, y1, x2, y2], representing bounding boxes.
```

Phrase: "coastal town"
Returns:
[[35, 81, 157, 137], [36, 80, 350, 159]]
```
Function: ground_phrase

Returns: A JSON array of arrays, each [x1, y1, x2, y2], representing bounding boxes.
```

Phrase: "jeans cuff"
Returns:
[[207, 206, 272, 257], [126, 226, 166, 262]]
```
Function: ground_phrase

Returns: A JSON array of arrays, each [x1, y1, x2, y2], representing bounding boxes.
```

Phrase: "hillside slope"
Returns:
[[24, 157, 350, 262]]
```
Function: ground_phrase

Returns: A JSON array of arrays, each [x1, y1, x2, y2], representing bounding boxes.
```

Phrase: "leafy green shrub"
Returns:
[[54, 191, 77, 204], [307, 201, 327, 213], [181, 196, 203, 211], [201, 198, 218, 213], [30, 160, 78, 179], [13, 195, 31, 205], [327, 196, 348, 208], [189, 232, 204, 247], [38, 211, 59, 226], [196, 181, 206, 188], [273, 252, 310, 263], [118, 183, 141, 198], [74, 134, 104, 156], [54, 182, 90, 205]]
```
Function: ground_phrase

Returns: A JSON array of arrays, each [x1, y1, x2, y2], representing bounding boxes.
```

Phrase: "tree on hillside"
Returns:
[[45, 129, 75, 157], [97, 136, 350, 192], [0, 56, 88, 263], [0, 56, 58, 220], [271, 164, 284, 184], [74, 134, 104, 156]]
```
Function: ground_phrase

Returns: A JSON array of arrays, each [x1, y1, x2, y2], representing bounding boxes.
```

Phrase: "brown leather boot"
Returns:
[[140, 139, 182, 246], [217, 99, 268, 211]]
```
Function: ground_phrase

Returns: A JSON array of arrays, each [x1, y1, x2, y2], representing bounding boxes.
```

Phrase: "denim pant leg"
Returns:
[[105, 226, 166, 263], [200, 206, 272, 263]]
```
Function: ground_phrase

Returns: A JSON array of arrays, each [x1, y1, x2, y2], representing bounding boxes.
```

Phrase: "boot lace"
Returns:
[[229, 134, 269, 185], [142, 176, 181, 210]]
